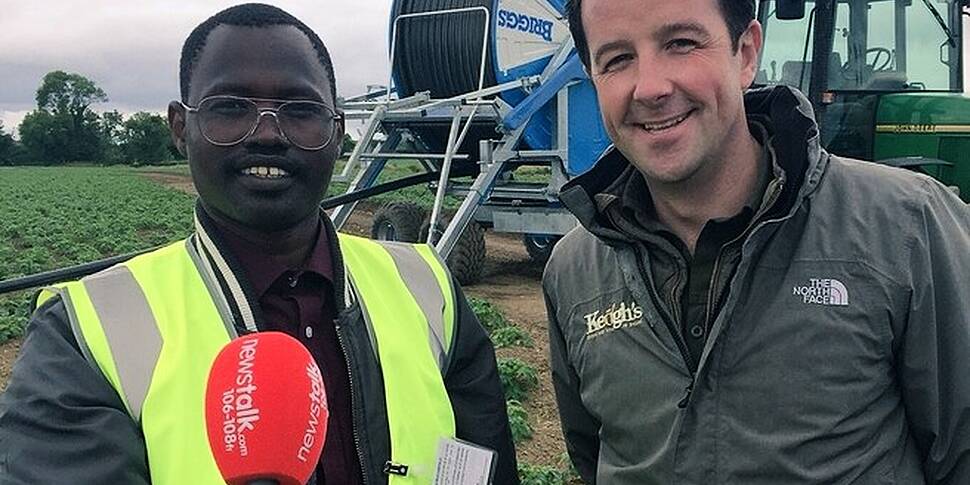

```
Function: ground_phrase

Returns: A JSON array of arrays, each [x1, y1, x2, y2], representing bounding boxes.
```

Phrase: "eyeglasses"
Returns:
[[180, 95, 342, 151]]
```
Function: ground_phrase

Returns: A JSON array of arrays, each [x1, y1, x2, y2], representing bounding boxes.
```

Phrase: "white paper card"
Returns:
[[432, 438, 497, 485]]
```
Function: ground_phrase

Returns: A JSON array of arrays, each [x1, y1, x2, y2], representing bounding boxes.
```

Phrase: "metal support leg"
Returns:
[[334, 105, 386, 183], [556, 87, 570, 163], [330, 131, 402, 230], [427, 112, 463, 245], [435, 158, 506, 257], [427, 104, 481, 245]]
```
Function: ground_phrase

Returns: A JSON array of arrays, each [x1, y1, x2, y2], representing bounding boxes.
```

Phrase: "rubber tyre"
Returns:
[[422, 218, 487, 286], [370, 202, 426, 243], [522, 234, 560, 265]]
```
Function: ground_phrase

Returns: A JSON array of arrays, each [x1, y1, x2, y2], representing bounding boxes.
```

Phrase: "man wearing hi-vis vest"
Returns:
[[0, 4, 518, 484]]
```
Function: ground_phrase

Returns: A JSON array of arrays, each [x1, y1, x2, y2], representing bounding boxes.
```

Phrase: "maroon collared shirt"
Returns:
[[217, 220, 363, 485]]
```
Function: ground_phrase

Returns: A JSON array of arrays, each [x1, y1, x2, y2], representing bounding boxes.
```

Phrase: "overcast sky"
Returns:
[[0, 1, 393, 136], [3, 2, 969, 138]]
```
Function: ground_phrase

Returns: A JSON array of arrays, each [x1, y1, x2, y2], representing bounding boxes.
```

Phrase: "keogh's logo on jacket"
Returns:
[[584, 301, 643, 338], [792, 278, 849, 306]]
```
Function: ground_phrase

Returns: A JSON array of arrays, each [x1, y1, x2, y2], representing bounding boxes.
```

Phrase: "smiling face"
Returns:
[[169, 24, 342, 232], [582, 0, 761, 186]]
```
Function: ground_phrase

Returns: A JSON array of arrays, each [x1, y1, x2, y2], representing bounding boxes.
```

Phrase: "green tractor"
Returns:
[[756, 0, 970, 201]]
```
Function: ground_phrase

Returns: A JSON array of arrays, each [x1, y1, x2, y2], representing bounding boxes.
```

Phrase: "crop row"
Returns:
[[469, 297, 579, 484], [0, 166, 196, 340]]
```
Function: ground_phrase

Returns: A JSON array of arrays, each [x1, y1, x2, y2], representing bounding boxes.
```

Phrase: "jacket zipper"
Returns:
[[326, 212, 370, 485], [633, 246, 696, 406], [701, 249, 729, 337], [703, 180, 785, 328], [677, 382, 694, 409], [336, 323, 370, 485], [665, 266, 685, 327], [635, 179, 784, 408]]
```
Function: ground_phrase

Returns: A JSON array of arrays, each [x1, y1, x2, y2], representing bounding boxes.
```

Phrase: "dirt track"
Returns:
[[474, 234, 566, 467], [0, 340, 21, 388]]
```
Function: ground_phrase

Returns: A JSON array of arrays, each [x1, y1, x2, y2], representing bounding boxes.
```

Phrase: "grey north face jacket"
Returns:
[[543, 86, 970, 484]]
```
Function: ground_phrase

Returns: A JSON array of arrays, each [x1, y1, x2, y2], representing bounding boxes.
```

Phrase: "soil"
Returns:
[[140, 171, 197, 194], [476, 233, 567, 468], [0, 340, 22, 389], [0, 171, 569, 469]]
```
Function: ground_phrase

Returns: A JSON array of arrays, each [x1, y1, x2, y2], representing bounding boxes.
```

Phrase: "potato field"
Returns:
[[0, 166, 196, 340]]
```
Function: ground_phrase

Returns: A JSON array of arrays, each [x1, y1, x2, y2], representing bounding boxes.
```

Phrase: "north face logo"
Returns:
[[792, 278, 849, 306]]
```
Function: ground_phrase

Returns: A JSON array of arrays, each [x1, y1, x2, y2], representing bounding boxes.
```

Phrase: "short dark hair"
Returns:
[[179, 3, 336, 103], [566, 0, 756, 69]]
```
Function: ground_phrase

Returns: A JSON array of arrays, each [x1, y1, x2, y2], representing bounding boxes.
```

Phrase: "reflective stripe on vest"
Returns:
[[39, 234, 456, 484], [339, 235, 457, 483], [38, 266, 163, 421], [40, 240, 235, 484]]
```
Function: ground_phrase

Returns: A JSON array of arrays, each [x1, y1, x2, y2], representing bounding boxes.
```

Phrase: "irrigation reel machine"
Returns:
[[344, 0, 970, 285], [333, 0, 611, 284]]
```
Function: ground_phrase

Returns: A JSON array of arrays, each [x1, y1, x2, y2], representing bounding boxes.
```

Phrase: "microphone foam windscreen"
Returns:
[[205, 331, 328, 485]]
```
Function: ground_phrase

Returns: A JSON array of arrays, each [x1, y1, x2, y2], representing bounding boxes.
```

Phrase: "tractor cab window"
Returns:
[[757, 2, 817, 91], [757, 0, 962, 93]]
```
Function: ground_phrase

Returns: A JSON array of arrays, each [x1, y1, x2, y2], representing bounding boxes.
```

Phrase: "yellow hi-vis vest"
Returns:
[[37, 232, 457, 485]]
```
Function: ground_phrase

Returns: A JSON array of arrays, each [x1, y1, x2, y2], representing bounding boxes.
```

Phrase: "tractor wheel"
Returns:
[[522, 234, 560, 265], [422, 217, 487, 286], [370, 202, 426, 243]]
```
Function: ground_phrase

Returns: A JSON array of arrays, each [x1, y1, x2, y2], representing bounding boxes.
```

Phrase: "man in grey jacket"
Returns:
[[544, 0, 970, 483]]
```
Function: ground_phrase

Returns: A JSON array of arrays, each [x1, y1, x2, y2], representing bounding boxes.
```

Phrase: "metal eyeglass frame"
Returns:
[[179, 95, 343, 151]]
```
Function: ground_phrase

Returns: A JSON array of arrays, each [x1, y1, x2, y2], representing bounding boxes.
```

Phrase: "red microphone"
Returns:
[[205, 331, 329, 485]]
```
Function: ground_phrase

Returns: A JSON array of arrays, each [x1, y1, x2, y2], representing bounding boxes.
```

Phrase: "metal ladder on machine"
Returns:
[[331, 6, 590, 279]]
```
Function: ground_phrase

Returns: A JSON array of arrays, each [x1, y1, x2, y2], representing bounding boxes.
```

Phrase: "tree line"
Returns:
[[0, 71, 181, 166], [1, 70, 358, 167]]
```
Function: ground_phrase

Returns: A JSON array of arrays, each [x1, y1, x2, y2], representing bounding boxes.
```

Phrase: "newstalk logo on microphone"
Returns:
[[218, 337, 261, 457], [298, 362, 327, 462]]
